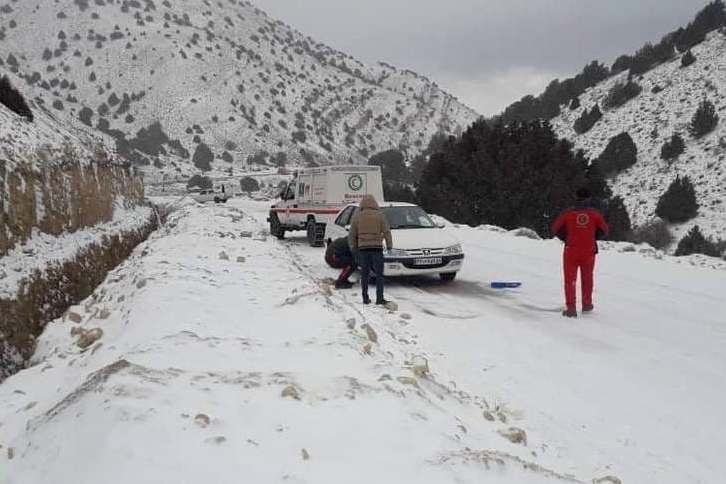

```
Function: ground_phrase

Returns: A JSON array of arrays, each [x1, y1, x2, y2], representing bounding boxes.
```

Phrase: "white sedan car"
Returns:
[[324, 202, 464, 281], [190, 188, 230, 204]]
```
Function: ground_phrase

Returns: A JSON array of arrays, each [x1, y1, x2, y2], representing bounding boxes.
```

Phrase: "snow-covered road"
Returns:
[[1, 198, 724, 484]]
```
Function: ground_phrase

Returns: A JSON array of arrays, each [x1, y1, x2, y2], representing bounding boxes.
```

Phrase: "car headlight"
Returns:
[[444, 244, 462, 255], [387, 248, 408, 257]]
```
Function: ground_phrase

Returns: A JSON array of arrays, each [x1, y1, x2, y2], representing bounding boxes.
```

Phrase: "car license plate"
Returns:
[[414, 257, 442, 266]]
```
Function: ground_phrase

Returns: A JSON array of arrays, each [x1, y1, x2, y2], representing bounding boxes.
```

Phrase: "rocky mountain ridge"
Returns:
[[0, 0, 478, 177]]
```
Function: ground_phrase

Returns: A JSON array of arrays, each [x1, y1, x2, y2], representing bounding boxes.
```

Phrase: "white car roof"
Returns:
[[382, 202, 418, 207], [343, 201, 418, 209]]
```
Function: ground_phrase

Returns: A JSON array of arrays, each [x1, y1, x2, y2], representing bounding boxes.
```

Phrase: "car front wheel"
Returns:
[[306, 220, 324, 247]]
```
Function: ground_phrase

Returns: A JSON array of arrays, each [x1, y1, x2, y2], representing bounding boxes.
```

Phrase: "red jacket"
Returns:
[[551, 205, 609, 254]]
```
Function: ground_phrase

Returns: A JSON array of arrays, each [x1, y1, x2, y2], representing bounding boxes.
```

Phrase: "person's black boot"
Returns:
[[375, 299, 390, 306], [562, 306, 578, 318], [334, 280, 353, 289], [362, 295, 371, 305]]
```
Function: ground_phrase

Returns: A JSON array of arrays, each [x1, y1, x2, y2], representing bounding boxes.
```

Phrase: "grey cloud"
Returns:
[[254, 0, 711, 114]]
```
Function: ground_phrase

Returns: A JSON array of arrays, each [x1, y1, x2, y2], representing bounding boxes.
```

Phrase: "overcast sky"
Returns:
[[254, 0, 710, 115]]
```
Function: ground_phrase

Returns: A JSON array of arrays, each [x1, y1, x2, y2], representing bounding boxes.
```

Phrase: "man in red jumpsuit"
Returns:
[[551, 188, 609, 318]]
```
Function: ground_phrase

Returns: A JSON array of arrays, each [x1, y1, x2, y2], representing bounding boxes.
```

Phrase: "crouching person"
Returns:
[[325, 237, 356, 289]]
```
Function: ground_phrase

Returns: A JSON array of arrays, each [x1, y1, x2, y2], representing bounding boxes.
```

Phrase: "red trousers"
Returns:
[[563, 249, 596, 308], [337, 265, 355, 283]]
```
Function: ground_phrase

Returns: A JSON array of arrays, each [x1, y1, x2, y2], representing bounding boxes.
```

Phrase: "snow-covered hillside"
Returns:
[[551, 32, 726, 241], [2, 197, 725, 483], [0, 88, 108, 169], [0, 0, 478, 175]]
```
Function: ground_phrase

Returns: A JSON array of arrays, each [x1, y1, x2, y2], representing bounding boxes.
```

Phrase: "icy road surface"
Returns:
[[1, 198, 724, 484]]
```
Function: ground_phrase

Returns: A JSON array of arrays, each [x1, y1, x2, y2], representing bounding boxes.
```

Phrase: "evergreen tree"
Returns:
[[585, 160, 612, 200], [192, 142, 213, 171], [574, 105, 603, 134], [689, 99, 719, 138], [631, 219, 674, 250], [501, 61, 608, 124], [674, 0, 726, 52], [660, 133, 686, 161], [409, 154, 428, 184], [239, 176, 260, 192], [368, 149, 410, 184], [383, 183, 417, 203], [629, 41, 675, 76], [417, 119, 589, 237], [681, 50, 697, 67], [603, 80, 643, 109], [410, 132, 449, 183], [187, 174, 213, 190], [596, 132, 638, 176], [270, 152, 287, 167], [675, 225, 721, 257], [369, 149, 416, 201], [655, 175, 699, 222], [0, 75, 33, 121], [605, 196, 632, 241], [611, 55, 633, 74]]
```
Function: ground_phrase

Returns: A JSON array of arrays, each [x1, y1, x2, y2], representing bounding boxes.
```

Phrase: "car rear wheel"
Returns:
[[306, 220, 324, 247], [269, 213, 285, 240], [214, 197, 220, 203], [440, 272, 457, 282]]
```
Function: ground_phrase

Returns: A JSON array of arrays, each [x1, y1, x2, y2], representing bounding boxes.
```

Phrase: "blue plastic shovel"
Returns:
[[490, 282, 522, 289]]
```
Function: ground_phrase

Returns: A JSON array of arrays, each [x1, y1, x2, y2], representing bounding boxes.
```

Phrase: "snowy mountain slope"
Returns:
[[0, 0, 478, 174], [551, 32, 726, 241], [0, 87, 108, 169], [2, 197, 725, 483]]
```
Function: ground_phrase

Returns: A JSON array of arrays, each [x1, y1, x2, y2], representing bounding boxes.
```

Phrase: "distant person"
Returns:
[[325, 237, 356, 289], [349, 195, 393, 305], [551, 187, 609, 318]]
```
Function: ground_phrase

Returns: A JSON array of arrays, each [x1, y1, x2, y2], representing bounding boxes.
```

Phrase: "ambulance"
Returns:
[[268, 165, 384, 246]]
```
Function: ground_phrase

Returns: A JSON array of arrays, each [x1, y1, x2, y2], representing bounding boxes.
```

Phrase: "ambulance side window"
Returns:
[[284, 182, 296, 200]]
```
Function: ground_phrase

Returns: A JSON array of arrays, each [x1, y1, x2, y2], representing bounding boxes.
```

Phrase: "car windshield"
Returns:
[[383, 206, 436, 229]]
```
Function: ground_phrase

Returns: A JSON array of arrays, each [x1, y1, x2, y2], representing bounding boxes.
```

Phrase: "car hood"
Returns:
[[390, 228, 460, 250]]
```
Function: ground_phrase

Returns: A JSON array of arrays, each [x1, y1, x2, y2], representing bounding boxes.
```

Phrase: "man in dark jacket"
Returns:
[[551, 188, 609, 318], [325, 237, 356, 289], [349, 195, 393, 305]]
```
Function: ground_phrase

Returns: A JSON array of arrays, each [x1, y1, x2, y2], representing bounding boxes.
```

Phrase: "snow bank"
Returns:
[[0, 204, 156, 381]]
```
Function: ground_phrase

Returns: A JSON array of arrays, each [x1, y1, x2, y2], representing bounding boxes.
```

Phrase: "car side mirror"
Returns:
[[437, 223, 445, 229]]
